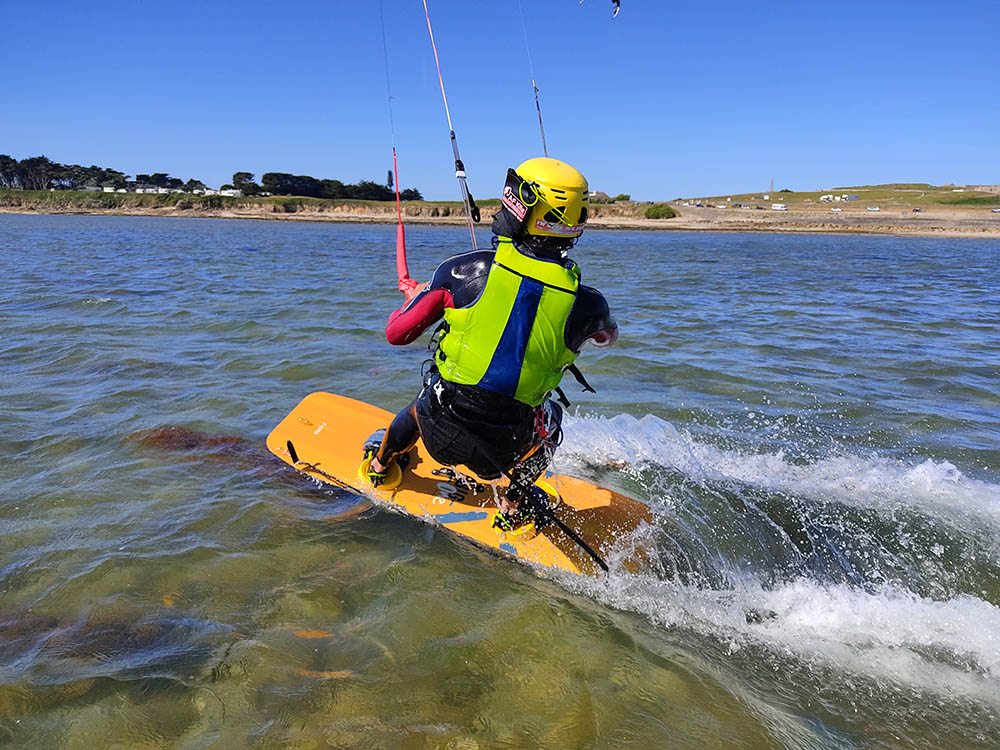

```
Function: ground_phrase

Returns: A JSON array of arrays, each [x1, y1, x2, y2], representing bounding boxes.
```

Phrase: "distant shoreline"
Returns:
[[2, 190, 998, 239]]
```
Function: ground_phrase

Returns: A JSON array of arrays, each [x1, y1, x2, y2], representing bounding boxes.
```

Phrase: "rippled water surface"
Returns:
[[2, 214, 999, 748]]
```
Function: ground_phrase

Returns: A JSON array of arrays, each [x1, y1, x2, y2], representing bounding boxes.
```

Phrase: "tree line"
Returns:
[[2, 154, 124, 190], [0, 154, 423, 200], [249, 172, 422, 201]]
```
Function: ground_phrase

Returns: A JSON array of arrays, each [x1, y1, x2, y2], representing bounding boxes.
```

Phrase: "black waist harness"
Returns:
[[415, 373, 559, 480]]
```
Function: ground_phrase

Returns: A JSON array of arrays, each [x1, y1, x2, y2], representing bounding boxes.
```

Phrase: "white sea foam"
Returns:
[[557, 413, 1000, 534], [745, 580, 1000, 684], [552, 412, 1000, 705], [567, 571, 1000, 706]]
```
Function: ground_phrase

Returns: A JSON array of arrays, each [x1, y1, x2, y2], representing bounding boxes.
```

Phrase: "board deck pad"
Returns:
[[267, 392, 651, 576]]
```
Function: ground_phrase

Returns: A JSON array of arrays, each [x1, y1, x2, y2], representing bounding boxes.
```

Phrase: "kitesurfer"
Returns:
[[360, 158, 617, 523]]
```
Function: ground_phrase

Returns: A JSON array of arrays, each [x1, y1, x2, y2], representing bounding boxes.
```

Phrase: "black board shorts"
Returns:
[[415, 373, 562, 483]]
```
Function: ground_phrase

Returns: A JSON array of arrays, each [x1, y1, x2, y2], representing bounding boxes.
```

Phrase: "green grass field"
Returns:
[[944, 195, 1000, 206], [686, 184, 1000, 208]]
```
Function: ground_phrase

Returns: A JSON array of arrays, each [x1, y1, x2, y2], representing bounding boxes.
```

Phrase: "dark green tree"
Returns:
[[83, 165, 105, 187], [183, 179, 207, 192], [62, 164, 102, 189], [352, 179, 393, 201], [20, 156, 56, 190], [100, 169, 129, 189], [321, 179, 346, 199], [261, 172, 323, 197], [0, 154, 21, 188], [260, 173, 287, 194], [47, 162, 70, 189], [232, 171, 260, 195], [50, 162, 88, 190]]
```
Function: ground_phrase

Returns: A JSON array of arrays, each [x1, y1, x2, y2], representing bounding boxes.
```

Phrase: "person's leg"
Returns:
[[502, 399, 564, 512], [370, 400, 418, 472], [362, 400, 419, 487]]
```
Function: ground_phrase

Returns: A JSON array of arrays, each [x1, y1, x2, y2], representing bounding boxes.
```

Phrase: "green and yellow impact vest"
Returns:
[[435, 237, 580, 407]]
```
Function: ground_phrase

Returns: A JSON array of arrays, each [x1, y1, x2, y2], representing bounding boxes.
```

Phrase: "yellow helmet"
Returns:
[[513, 157, 589, 238]]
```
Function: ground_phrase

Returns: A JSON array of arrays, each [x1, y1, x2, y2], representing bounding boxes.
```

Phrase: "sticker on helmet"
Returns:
[[501, 185, 528, 220], [534, 219, 585, 236]]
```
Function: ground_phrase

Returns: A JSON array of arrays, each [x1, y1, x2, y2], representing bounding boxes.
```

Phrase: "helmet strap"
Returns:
[[519, 234, 576, 261], [497, 168, 537, 238]]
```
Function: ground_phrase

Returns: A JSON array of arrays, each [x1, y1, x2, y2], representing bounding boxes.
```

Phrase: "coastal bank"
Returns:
[[2, 188, 999, 238]]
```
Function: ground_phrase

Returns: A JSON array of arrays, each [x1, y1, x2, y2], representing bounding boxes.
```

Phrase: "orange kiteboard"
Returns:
[[266, 392, 650, 577]]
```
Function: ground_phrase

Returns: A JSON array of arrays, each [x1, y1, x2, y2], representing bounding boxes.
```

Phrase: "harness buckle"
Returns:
[[534, 407, 549, 439]]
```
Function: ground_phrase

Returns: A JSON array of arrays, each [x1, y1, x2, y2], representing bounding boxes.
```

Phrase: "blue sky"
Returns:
[[3, 0, 997, 200]]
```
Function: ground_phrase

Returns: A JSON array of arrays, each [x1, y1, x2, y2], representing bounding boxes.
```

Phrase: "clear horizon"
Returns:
[[4, 0, 997, 201]]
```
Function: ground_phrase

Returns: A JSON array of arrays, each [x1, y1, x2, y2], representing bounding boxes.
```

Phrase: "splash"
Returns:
[[558, 413, 1000, 535], [561, 570, 1000, 717], [549, 411, 1000, 716]]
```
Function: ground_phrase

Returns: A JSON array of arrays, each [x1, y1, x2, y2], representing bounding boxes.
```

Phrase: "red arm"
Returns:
[[385, 287, 454, 345]]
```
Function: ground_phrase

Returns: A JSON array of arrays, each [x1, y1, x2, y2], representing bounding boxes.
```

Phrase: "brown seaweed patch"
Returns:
[[127, 425, 279, 473], [0, 612, 60, 664], [0, 609, 224, 688], [127, 425, 358, 494], [129, 425, 256, 455]]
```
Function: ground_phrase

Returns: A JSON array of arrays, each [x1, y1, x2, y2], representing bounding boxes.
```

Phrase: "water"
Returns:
[[1, 213, 998, 748]]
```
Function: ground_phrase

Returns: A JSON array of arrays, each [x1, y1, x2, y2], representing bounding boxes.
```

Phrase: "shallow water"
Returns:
[[2, 213, 999, 748]]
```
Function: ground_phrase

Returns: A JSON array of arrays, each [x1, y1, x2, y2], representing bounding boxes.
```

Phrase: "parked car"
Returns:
[[831, 207, 843, 212], [912, 208, 925, 213], [771, 203, 787, 211], [992, 208, 1000, 213], [866, 206, 880, 212]]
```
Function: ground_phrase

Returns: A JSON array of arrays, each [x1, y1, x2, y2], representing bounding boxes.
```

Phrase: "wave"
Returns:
[[567, 572, 1000, 712], [551, 412, 1000, 714], [558, 413, 1000, 536]]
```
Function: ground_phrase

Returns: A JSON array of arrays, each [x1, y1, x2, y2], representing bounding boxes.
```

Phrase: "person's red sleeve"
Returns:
[[385, 288, 454, 345]]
